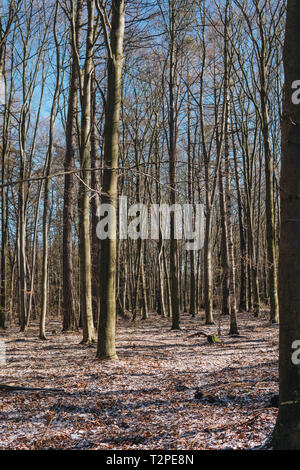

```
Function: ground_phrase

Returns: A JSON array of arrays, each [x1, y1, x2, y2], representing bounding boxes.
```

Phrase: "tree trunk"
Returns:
[[62, 0, 83, 332], [169, 0, 180, 330], [97, 0, 125, 360], [79, 0, 96, 344], [272, 0, 300, 449], [40, 4, 60, 340], [91, 67, 100, 327], [257, 8, 279, 324]]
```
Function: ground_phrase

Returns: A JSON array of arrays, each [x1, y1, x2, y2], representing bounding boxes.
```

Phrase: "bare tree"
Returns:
[[97, 0, 125, 359], [272, 0, 300, 449]]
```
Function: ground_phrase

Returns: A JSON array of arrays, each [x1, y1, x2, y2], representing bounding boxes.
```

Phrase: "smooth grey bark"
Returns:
[[62, 0, 83, 332], [97, 0, 125, 359], [78, 0, 96, 344], [40, 3, 61, 340], [168, 0, 180, 330]]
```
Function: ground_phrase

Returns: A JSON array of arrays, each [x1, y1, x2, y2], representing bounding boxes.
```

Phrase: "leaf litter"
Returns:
[[0, 311, 279, 450]]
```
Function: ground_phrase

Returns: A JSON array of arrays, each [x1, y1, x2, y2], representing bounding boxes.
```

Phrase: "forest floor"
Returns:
[[0, 310, 279, 450]]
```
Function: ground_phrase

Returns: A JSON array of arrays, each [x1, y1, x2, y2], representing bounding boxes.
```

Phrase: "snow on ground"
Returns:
[[0, 311, 279, 450]]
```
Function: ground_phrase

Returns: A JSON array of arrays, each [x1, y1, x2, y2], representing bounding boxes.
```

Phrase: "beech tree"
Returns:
[[78, 0, 97, 344], [273, 0, 300, 450], [62, 0, 83, 332], [0, 0, 22, 329], [97, 0, 125, 360]]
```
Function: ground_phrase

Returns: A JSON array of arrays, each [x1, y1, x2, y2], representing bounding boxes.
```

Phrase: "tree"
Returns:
[[62, 0, 83, 332], [0, 0, 21, 329], [272, 0, 300, 450], [16, 0, 50, 331], [97, 0, 125, 360], [223, 0, 238, 335], [167, 0, 180, 330], [78, 0, 96, 344], [40, 2, 62, 340], [233, 0, 285, 323]]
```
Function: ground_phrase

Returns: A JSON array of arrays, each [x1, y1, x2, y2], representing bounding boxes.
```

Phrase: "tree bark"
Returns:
[[97, 0, 125, 360], [272, 0, 300, 449], [62, 0, 83, 332], [169, 0, 180, 330], [79, 0, 96, 344]]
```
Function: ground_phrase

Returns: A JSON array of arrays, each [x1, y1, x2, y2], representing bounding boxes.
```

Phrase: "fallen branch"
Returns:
[[188, 332, 220, 344], [0, 384, 63, 393]]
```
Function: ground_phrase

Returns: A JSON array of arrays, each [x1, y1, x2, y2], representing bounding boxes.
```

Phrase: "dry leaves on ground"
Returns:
[[0, 311, 279, 450]]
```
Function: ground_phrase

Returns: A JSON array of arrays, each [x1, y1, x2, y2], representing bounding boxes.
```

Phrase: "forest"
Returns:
[[0, 0, 299, 453]]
